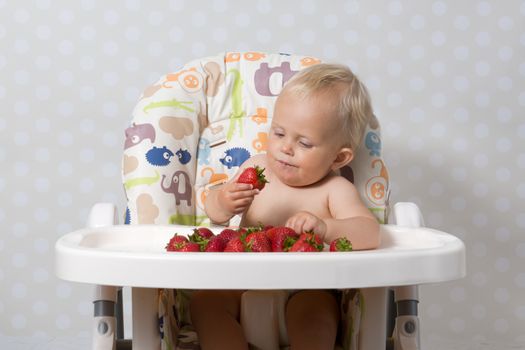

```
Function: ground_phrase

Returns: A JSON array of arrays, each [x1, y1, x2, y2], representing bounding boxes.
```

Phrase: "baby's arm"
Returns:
[[324, 177, 380, 250], [204, 158, 260, 224]]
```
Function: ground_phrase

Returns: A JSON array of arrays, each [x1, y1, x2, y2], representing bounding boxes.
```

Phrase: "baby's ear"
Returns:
[[331, 147, 354, 170]]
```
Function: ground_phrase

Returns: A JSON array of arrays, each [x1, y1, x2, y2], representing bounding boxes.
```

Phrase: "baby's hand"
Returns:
[[218, 182, 259, 216], [286, 211, 327, 240]]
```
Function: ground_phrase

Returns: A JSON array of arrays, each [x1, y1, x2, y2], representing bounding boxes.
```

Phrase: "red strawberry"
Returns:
[[204, 236, 226, 252], [329, 237, 353, 252], [165, 234, 189, 252], [217, 228, 241, 244], [189, 227, 214, 245], [289, 232, 324, 252], [245, 231, 271, 252], [224, 237, 247, 252], [265, 226, 299, 252], [179, 242, 200, 252], [237, 166, 268, 190]]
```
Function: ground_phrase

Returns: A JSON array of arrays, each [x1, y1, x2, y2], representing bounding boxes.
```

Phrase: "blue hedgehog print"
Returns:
[[146, 146, 174, 166], [124, 207, 131, 224], [220, 147, 251, 169], [197, 138, 211, 165], [176, 148, 191, 165], [365, 131, 381, 157]]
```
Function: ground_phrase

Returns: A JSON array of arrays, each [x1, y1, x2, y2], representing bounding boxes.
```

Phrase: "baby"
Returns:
[[190, 63, 380, 350]]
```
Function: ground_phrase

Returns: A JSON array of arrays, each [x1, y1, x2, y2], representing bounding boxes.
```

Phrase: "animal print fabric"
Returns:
[[122, 52, 389, 350]]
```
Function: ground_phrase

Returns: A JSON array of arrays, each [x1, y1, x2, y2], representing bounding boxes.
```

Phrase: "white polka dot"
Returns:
[[191, 42, 206, 56], [496, 137, 512, 153], [12, 253, 27, 268], [449, 318, 465, 333], [77, 301, 92, 316], [212, 27, 228, 43], [494, 288, 510, 304], [125, 57, 140, 71], [497, 107, 512, 124], [387, 61, 403, 77], [11, 314, 27, 330], [256, 29, 271, 43], [382, 1, 400, 15], [454, 15, 470, 30], [34, 148, 50, 163], [449, 286, 465, 302], [256, 0, 271, 13], [453, 46, 469, 61], [384, 121, 401, 137], [14, 100, 30, 115], [515, 273, 525, 288], [80, 26, 96, 41], [343, 30, 359, 45], [475, 61, 491, 76], [409, 45, 425, 60], [453, 76, 469, 92], [169, 0, 185, 11], [494, 257, 510, 272], [409, 107, 425, 123], [58, 101, 74, 117], [496, 167, 511, 182], [427, 304, 443, 318], [494, 319, 509, 333], [475, 31, 491, 46], [474, 123, 489, 139], [451, 196, 466, 211], [80, 56, 95, 70], [431, 31, 446, 46], [517, 213, 525, 229], [34, 238, 49, 253], [366, 14, 382, 29], [56, 283, 73, 299], [13, 192, 29, 207], [58, 131, 74, 146], [103, 41, 119, 57], [12, 223, 28, 238], [324, 14, 338, 29], [498, 46, 513, 62], [102, 162, 118, 177], [514, 306, 525, 320], [408, 137, 424, 152], [14, 69, 30, 85], [279, 14, 295, 27], [497, 76, 513, 91], [517, 243, 525, 258], [410, 15, 425, 30], [12, 283, 27, 298], [57, 192, 73, 207], [495, 227, 511, 242], [35, 208, 49, 223], [472, 304, 486, 319], [428, 183, 444, 198], [80, 178, 95, 193], [477, 1, 492, 16], [431, 1, 447, 15], [80, 86, 96, 101], [428, 152, 444, 167], [387, 93, 402, 107], [33, 301, 49, 315], [323, 44, 338, 59], [14, 8, 30, 23], [300, 30, 316, 45], [14, 161, 30, 176], [430, 61, 445, 76], [472, 213, 488, 228], [56, 314, 71, 330], [471, 272, 487, 286], [33, 267, 49, 283], [498, 16, 514, 31]]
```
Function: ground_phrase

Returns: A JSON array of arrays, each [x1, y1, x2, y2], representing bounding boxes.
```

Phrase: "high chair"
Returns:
[[55, 52, 466, 350]]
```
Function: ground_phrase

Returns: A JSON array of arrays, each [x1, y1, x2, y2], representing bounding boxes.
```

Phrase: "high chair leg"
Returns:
[[93, 285, 118, 350], [359, 287, 388, 350], [132, 287, 160, 350]]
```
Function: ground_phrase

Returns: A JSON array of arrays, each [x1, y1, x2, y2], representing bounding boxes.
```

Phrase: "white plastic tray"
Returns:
[[55, 224, 465, 289]]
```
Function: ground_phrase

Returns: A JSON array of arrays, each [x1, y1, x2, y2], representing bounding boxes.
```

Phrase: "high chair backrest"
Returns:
[[122, 52, 389, 227]]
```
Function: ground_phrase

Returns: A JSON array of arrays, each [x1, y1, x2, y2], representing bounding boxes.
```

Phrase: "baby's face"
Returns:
[[267, 91, 343, 187]]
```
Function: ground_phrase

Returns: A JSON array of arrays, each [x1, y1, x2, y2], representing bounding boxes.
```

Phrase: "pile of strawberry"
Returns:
[[165, 226, 353, 253]]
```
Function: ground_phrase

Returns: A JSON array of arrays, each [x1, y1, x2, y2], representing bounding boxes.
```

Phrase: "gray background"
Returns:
[[0, 0, 524, 348]]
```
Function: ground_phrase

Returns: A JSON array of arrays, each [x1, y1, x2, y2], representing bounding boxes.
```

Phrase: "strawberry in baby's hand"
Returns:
[[237, 166, 268, 190], [329, 237, 353, 252], [289, 231, 324, 252], [265, 226, 299, 252]]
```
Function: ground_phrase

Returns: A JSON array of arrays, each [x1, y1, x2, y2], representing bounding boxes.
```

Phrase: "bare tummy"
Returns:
[[240, 157, 335, 227]]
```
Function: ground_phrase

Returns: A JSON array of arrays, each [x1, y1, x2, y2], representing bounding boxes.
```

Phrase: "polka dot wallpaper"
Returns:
[[0, 0, 523, 347]]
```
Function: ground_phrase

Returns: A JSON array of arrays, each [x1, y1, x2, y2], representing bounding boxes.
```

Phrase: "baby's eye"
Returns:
[[272, 130, 284, 137], [299, 141, 312, 148]]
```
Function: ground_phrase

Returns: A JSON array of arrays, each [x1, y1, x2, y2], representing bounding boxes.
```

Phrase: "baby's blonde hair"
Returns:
[[282, 63, 373, 151]]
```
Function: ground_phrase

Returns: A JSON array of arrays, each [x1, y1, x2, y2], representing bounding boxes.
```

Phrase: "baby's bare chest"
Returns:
[[242, 184, 331, 227]]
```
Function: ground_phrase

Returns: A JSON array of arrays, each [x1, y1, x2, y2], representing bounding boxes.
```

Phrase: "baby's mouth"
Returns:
[[277, 159, 297, 168]]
